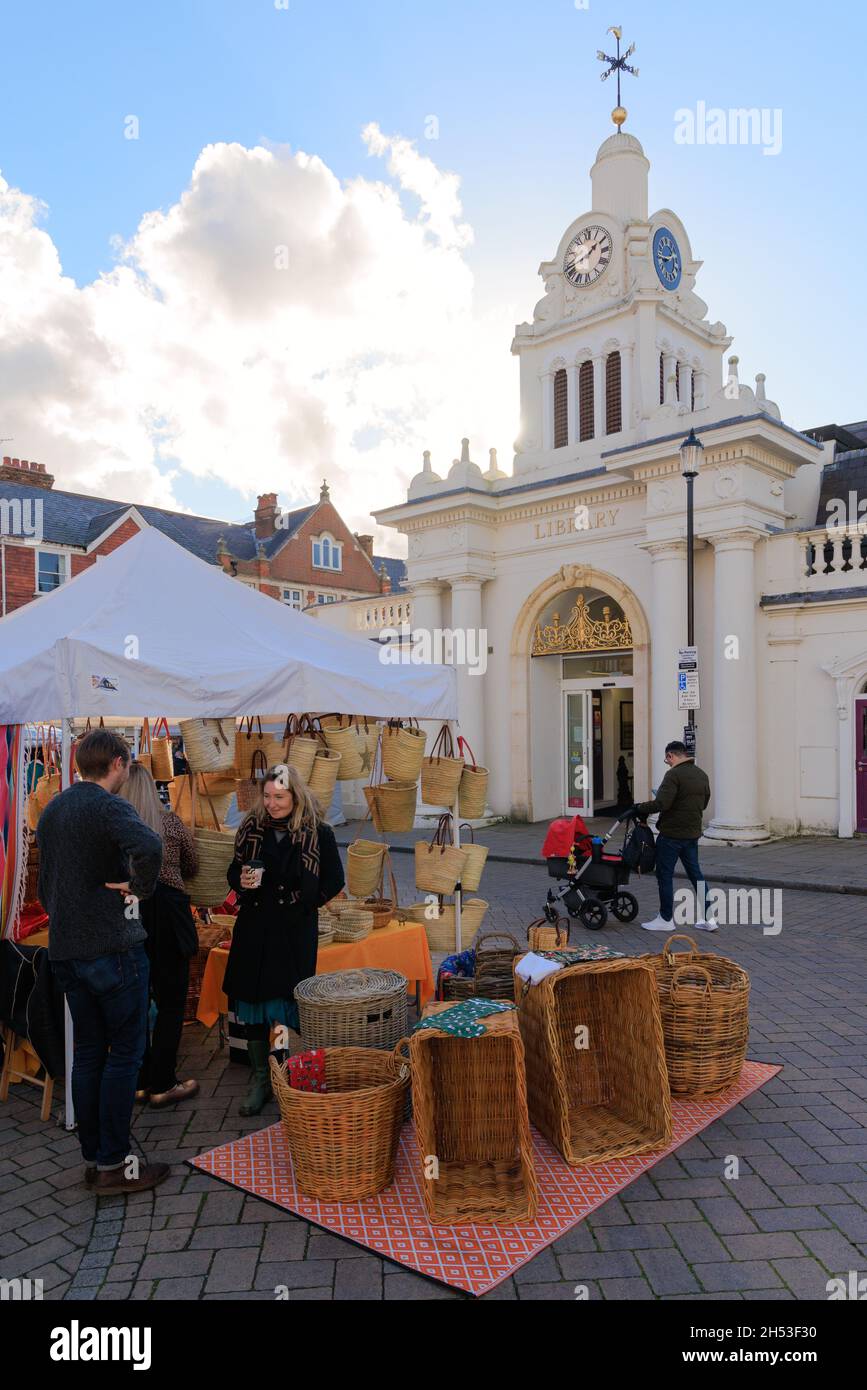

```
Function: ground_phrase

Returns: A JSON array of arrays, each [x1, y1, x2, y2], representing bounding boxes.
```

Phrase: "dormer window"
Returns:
[[312, 533, 342, 571]]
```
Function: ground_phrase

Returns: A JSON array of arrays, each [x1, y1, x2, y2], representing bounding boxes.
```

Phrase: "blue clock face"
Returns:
[[653, 227, 682, 290]]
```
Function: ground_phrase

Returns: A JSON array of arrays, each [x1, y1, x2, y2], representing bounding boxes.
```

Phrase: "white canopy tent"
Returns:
[[0, 526, 456, 722]]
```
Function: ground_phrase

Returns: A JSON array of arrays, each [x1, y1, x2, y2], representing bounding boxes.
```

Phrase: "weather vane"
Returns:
[[597, 26, 638, 130]]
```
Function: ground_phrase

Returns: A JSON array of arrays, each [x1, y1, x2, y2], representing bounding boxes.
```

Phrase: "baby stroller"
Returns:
[[541, 813, 639, 932]]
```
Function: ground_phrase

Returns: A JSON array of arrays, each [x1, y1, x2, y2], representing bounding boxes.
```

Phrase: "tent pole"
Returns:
[[60, 718, 76, 1131], [451, 721, 462, 954]]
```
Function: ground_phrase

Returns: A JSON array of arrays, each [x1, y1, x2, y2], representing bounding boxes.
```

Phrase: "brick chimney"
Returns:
[[254, 492, 279, 538], [355, 533, 374, 558], [378, 561, 392, 595], [0, 456, 55, 490]]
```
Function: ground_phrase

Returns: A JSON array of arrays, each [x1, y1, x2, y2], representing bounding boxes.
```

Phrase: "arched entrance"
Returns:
[[823, 651, 867, 837], [510, 564, 651, 822]]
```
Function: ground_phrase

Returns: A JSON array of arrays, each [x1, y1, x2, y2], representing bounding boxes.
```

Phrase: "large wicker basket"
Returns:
[[399, 898, 488, 953], [321, 715, 365, 779], [474, 930, 524, 1001], [179, 718, 235, 773], [516, 958, 672, 1165], [644, 934, 750, 1098], [294, 968, 409, 1050], [185, 828, 236, 906], [404, 1004, 538, 1225], [270, 1046, 409, 1201], [364, 780, 417, 832], [307, 749, 341, 807], [420, 725, 464, 808], [381, 722, 427, 782], [346, 839, 387, 897]]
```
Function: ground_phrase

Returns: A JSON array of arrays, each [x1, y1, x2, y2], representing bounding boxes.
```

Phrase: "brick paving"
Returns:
[[1, 848, 866, 1301]]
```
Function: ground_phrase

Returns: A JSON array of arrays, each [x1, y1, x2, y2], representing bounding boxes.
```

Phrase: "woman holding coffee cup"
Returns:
[[224, 763, 345, 1116]]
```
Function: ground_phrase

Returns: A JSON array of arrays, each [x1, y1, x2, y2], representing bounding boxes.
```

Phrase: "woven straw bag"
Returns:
[[347, 839, 387, 897], [137, 717, 152, 775], [307, 748, 341, 807], [414, 814, 467, 894], [457, 821, 488, 892], [420, 724, 464, 807], [332, 907, 374, 943], [150, 717, 175, 782], [235, 747, 268, 813], [235, 716, 283, 778], [180, 718, 235, 773], [185, 828, 236, 906], [283, 715, 322, 783], [170, 773, 231, 827], [320, 715, 366, 780], [400, 897, 488, 952], [644, 934, 750, 1098], [381, 720, 427, 782], [527, 913, 569, 952], [457, 737, 488, 819], [363, 781, 416, 832], [28, 727, 61, 828], [474, 930, 524, 1001]]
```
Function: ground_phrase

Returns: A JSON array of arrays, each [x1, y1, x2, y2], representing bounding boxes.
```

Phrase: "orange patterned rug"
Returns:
[[190, 1061, 779, 1296]]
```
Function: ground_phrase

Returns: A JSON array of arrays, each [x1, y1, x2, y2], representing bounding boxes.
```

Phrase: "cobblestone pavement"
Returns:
[[2, 855, 867, 1302]]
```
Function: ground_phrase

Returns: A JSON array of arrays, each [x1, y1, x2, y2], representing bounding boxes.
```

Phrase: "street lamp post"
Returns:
[[679, 428, 704, 750]]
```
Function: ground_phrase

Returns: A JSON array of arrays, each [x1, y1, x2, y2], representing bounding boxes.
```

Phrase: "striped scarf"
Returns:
[[233, 814, 321, 906]]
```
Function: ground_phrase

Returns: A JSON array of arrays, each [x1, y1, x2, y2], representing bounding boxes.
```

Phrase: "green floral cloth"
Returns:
[[542, 945, 625, 965], [413, 997, 517, 1038]]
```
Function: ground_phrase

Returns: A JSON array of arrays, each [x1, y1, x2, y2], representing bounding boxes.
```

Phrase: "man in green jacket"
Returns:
[[634, 741, 716, 932]]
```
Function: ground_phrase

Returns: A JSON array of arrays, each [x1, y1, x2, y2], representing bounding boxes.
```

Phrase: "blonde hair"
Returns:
[[120, 761, 166, 838], [246, 763, 324, 833]]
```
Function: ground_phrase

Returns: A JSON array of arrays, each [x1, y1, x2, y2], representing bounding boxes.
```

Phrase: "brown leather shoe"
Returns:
[[148, 1079, 199, 1109], [84, 1166, 96, 1186], [93, 1162, 170, 1196]]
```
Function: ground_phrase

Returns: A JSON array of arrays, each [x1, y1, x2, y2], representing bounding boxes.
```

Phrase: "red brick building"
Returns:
[[0, 457, 404, 616]]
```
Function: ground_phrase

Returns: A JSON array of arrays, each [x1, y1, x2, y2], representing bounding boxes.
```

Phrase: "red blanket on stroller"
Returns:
[[541, 815, 591, 859]]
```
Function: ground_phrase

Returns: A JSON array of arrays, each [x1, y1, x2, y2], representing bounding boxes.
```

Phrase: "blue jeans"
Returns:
[[655, 834, 710, 923], [52, 945, 149, 1168]]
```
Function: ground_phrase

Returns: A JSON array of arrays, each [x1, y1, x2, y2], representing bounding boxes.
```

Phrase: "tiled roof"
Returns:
[[815, 450, 867, 528]]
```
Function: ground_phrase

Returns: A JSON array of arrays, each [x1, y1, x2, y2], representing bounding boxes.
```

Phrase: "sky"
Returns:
[[1, 0, 864, 551]]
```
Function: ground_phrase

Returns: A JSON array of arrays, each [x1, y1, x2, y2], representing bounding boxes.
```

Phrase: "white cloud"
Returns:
[[0, 127, 518, 548]]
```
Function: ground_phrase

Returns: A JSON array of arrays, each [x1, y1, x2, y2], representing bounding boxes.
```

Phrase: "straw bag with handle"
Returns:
[[363, 735, 417, 831], [457, 821, 488, 892], [420, 724, 464, 807], [320, 714, 366, 780], [527, 913, 569, 952], [236, 747, 268, 814], [381, 719, 426, 782], [180, 775, 236, 906], [235, 716, 284, 778], [346, 839, 386, 898], [28, 726, 61, 829], [414, 813, 467, 894], [180, 718, 235, 774], [457, 736, 488, 819], [150, 717, 175, 782], [137, 718, 152, 774], [307, 748, 341, 808], [170, 772, 232, 828], [281, 714, 321, 783]]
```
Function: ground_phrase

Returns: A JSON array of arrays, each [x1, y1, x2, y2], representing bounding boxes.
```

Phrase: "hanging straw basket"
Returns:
[[235, 716, 284, 778], [414, 836, 467, 894], [321, 715, 365, 780], [283, 715, 321, 783], [180, 718, 235, 774], [170, 775, 232, 828], [347, 840, 387, 898], [643, 934, 750, 1098], [150, 717, 175, 782], [457, 822, 488, 892], [381, 721, 427, 782], [307, 749, 341, 807], [457, 737, 488, 819], [364, 780, 417, 833], [362, 855, 399, 928], [185, 829, 236, 906], [420, 724, 464, 807], [235, 748, 268, 814], [269, 1045, 409, 1201], [137, 718, 152, 775]]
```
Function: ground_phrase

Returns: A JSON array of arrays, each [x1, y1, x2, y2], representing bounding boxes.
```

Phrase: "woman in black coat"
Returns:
[[224, 763, 344, 1115]]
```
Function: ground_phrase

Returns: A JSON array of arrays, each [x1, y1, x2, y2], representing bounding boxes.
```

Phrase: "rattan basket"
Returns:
[[516, 957, 672, 1165], [270, 1046, 409, 1201], [185, 829, 236, 906], [294, 968, 409, 1050], [474, 930, 524, 1001], [364, 780, 417, 832], [347, 839, 387, 897], [321, 715, 365, 779], [307, 749, 341, 807], [400, 897, 488, 953], [403, 1004, 538, 1225], [644, 934, 750, 1098], [333, 907, 374, 942], [457, 823, 488, 892], [527, 915, 570, 952], [414, 840, 467, 894], [381, 722, 427, 782], [180, 718, 236, 773]]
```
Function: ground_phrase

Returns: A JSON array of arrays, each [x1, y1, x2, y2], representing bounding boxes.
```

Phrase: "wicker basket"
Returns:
[[527, 915, 570, 952], [317, 913, 335, 947], [363, 898, 395, 930], [234, 717, 284, 778], [270, 1046, 409, 1201], [364, 780, 417, 832], [474, 930, 524, 1001], [404, 1005, 538, 1225], [180, 718, 235, 774], [381, 722, 427, 782], [420, 725, 464, 808], [400, 897, 488, 953], [185, 829, 236, 906], [442, 974, 477, 1002], [457, 737, 488, 819], [332, 907, 374, 943], [150, 718, 174, 782], [346, 839, 386, 897], [137, 717, 152, 775], [644, 934, 750, 1098], [294, 968, 409, 1050], [414, 840, 467, 894], [516, 957, 671, 1165], [184, 921, 227, 1023], [236, 748, 268, 814], [282, 716, 321, 783], [307, 749, 341, 807], [170, 773, 232, 828], [457, 823, 488, 892], [320, 715, 365, 780]]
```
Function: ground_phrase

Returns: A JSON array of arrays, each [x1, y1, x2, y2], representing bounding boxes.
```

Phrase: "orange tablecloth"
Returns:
[[195, 919, 435, 1029]]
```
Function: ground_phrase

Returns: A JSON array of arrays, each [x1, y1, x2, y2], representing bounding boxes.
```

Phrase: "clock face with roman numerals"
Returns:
[[653, 226, 682, 289], [564, 225, 613, 287]]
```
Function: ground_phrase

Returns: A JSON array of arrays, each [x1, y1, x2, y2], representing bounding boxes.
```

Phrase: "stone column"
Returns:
[[592, 354, 605, 440], [541, 372, 554, 452], [410, 580, 443, 651], [663, 352, 678, 407], [567, 364, 579, 446], [646, 541, 688, 775], [449, 576, 486, 770], [704, 530, 769, 840]]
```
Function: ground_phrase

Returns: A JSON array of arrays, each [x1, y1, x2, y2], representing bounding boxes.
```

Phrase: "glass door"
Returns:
[[856, 697, 867, 833], [564, 690, 593, 816]]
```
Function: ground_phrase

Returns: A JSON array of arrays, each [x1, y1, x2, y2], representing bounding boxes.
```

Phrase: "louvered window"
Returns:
[[579, 361, 594, 441], [553, 369, 568, 448], [676, 362, 682, 402], [659, 353, 664, 405], [605, 351, 622, 435], [691, 371, 696, 411]]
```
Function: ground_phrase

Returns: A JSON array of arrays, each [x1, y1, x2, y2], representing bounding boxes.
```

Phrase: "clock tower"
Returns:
[[511, 126, 733, 478]]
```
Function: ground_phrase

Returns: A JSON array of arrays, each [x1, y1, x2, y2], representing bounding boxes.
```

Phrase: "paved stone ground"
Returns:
[[2, 851, 867, 1302]]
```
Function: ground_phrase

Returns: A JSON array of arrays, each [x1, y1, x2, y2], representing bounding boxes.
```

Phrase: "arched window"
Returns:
[[579, 361, 594, 441], [605, 351, 622, 435], [312, 533, 342, 571], [659, 352, 664, 405], [553, 368, 568, 448]]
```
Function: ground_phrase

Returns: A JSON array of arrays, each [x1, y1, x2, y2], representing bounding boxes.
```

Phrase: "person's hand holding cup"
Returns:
[[241, 859, 264, 890]]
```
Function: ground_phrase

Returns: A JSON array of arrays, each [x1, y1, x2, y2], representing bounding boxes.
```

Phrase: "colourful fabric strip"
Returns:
[[0, 725, 28, 942]]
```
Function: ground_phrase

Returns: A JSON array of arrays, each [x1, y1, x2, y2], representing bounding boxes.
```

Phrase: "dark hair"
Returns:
[[75, 729, 131, 780], [665, 740, 689, 757]]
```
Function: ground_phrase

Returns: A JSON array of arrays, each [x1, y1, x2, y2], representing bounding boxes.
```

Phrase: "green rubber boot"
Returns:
[[239, 1039, 272, 1116]]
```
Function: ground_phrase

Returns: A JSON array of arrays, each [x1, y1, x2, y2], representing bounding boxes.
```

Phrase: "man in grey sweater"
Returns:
[[38, 729, 168, 1194]]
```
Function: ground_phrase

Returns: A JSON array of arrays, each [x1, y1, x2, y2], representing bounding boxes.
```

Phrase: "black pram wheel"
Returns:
[[578, 899, 607, 931], [611, 891, 639, 923]]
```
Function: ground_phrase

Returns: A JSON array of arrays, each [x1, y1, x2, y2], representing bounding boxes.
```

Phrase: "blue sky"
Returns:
[[1, 0, 864, 526]]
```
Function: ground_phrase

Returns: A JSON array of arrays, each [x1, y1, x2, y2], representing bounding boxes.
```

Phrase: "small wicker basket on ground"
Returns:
[[270, 1046, 409, 1201], [515, 957, 671, 1165], [404, 1003, 538, 1224], [474, 930, 524, 1001], [294, 967, 409, 1050], [643, 934, 750, 1098]]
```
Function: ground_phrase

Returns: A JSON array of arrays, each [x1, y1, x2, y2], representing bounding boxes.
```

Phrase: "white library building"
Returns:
[[320, 122, 867, 842]]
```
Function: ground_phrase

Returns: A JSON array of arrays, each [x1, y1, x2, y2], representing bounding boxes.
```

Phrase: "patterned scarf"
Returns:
[[1, 725, 28, 942], [233, 813, 321, 906]]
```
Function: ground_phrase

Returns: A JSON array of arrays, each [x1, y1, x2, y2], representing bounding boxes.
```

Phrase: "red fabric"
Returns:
[[218, 893, 239, 916], [15, 904, 49, 942], [541, 815, 590, 858], [287, 1049, 326, 1093]]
